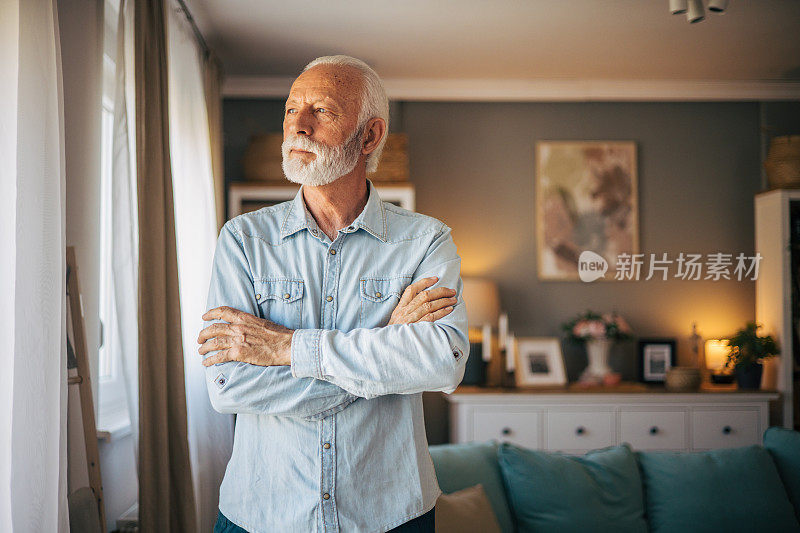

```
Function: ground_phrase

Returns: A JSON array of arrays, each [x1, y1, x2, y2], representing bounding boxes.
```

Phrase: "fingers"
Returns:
[[198, 334, 244, 356], [419, 305, 455, 323], [398, 276, 439, 307], [407, 294, 458, 323], [408, 286, 456, 315], [202, 349, 229, 367], [197, 321, 236, 344], [202, 306, 256, 325], [418, 286, 457, 302]]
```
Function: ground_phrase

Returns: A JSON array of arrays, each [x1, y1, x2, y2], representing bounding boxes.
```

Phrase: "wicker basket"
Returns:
[[240, 133, 409, 182], [665, 366, 702, 392], [764, 135, 800, 189]]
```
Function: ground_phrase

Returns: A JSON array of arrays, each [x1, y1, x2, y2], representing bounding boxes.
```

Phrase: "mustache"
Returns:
[[284, 134, 326, 155]]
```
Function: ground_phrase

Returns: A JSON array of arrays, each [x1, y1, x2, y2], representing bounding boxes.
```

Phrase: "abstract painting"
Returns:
[[536, 141, 638, 281]]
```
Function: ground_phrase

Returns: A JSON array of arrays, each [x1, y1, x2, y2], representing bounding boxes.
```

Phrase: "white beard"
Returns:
[[281, 126, 364, 187]]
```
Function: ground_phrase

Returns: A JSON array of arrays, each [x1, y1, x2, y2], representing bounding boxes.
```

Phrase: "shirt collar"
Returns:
[[279, 178, 388, 242]]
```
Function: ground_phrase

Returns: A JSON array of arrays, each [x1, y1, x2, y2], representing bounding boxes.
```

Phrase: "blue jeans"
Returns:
[[213, 507, 435, 532]]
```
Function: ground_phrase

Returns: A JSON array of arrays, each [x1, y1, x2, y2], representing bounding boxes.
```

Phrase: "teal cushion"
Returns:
[[497, 442, 647, 533], [637, 445, 799, 533], [429, 442, 514, 533], [764, 426, 800, 522]]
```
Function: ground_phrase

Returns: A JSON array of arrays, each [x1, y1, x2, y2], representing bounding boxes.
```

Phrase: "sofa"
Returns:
[[429, 426, 800, 533]]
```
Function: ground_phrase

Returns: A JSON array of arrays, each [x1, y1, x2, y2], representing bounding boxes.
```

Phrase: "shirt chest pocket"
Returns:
[[359, 276, 412, 329], [254, 278, 304, 330]]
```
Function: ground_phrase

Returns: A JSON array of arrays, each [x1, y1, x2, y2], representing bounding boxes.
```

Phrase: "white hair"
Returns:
[[302, 55, 389, 174]]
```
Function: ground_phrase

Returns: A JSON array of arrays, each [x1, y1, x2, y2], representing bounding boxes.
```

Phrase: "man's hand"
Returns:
[[198, 306, 293, 367], [388, 276, 457, 325]]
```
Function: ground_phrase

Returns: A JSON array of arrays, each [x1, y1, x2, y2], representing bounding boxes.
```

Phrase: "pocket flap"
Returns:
[[360, 277, 410, 303], [255, 279, 304, 303]]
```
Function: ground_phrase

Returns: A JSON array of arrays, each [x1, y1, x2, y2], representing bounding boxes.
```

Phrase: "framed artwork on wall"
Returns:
[[535, 141, 639, 281], [514, 337, 567, 387], [638, 338, 677, 383]]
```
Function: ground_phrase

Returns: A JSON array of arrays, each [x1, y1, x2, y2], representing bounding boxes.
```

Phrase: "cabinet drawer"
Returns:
[[546, 410, 614, 451], [472, 408, 540, 449], [619, 409, 687, 451], [691, 408, 761, 450]]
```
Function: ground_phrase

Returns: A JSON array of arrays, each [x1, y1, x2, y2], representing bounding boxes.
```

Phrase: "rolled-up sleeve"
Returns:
[[291, 223, 469, 400]]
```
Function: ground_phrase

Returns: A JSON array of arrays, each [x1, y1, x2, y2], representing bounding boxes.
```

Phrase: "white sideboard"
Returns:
[[446, 386, 780, 454]]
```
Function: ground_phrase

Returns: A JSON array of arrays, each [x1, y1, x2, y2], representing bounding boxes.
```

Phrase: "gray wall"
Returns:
[[224, 98, 771, 443]]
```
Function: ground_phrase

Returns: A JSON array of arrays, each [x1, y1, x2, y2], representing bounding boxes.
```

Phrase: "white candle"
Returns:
[[498, 312, 508, 352], [506, 333, 516, 372], [482, 323, 492, 362]]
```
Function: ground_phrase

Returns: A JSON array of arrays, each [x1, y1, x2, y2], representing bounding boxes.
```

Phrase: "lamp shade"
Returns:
[[461, 278, 500, 327], [705, 339, 730, 373]]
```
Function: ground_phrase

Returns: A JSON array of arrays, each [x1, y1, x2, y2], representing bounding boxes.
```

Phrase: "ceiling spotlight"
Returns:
[[686, 0, 705, 23], [708, 0, 729, 13], [669, 0, 688, 14]]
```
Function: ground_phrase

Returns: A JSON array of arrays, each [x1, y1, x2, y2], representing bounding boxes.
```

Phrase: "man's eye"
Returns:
[[286, 109, 296, 115], [315, 108, 327, 114]]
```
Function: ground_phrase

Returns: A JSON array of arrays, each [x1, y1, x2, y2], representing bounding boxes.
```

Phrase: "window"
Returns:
[[97, 0, 130, 433]]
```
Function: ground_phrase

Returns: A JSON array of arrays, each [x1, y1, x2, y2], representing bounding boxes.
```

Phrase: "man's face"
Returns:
[[281, 65, 365, 186]]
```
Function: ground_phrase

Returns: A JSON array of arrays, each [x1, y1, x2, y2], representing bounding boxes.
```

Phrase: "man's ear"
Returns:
[[361, 117, 386, 156]]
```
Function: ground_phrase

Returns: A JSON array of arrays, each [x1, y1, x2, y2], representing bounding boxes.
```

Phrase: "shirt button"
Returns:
[[255, 294, 261, 300], [348, 226, 354, 231], [326, 295, 333, 302], [311, 229, 318, 235], [375, 291, 382, 298], [323, 442, 331, 449], [329, 249, 336, 255], [322, 493, 330, 500], [283, 293, 291, 299]]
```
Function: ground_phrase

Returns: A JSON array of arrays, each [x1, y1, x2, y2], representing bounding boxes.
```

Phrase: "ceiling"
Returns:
[[186, 0, 800, 100]]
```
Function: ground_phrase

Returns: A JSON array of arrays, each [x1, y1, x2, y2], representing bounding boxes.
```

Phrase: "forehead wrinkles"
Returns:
[[289, 66, 364, 112]]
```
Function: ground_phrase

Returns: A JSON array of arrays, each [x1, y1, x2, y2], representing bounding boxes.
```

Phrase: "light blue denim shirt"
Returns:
[[202, 178, 469, 533]]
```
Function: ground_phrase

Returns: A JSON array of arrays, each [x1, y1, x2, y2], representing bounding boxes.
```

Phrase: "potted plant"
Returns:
[[562, 310, 632, 384], [725, 322, 780, 389]]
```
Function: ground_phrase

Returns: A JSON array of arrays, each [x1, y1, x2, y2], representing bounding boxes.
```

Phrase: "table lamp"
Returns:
[[462, 278, 500, 328], [705, 339, 734, 384], [461, 278, 501, 385]]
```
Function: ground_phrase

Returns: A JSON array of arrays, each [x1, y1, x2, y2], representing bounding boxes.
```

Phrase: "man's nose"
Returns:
[[286, 109, 313, 137]]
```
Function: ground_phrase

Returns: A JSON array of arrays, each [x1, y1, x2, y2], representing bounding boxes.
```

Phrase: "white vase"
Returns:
[[580, 338, 613, 381]]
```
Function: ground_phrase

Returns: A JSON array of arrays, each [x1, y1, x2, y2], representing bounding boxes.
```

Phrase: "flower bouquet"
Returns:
[[561, 310, 632, 385]]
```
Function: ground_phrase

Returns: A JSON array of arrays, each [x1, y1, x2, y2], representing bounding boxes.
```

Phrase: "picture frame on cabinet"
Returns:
[[514, 337, 567, 387], [638, 338, 677, 383]]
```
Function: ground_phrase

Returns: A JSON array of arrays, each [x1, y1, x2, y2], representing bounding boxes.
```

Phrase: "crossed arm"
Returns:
[[199, 221, 469, 419]]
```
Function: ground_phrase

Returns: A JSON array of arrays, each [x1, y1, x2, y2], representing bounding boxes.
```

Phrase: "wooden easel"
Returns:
[[66, 246, 107, 532]]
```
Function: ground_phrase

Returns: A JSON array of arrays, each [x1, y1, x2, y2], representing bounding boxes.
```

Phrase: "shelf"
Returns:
[[452, 381, 780, 395]]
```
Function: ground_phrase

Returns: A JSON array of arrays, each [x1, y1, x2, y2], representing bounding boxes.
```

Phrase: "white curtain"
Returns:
[[166, 2, 235, 532], [110, 0, 140, 469], [0, 0, 69, 531]]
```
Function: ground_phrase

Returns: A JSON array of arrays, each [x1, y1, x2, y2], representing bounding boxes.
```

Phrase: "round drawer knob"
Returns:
[[722, 425, 732, 435], [649, 426, 659, 435], [501, 427, 512, 436], [575, 426, 586, 435]]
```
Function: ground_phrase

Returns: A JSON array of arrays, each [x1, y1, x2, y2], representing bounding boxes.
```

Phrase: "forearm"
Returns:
[[290, 319, 469, 400], [205, 359, 358, 419]]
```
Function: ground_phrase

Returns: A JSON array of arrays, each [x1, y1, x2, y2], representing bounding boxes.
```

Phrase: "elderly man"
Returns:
[[197, 55, 469, 533]]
